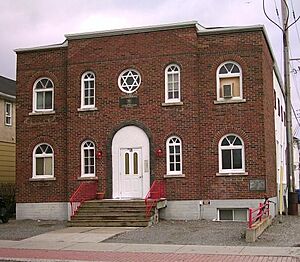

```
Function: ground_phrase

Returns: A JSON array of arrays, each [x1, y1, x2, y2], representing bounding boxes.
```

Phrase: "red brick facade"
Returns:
[[16, 23, 276, 205]]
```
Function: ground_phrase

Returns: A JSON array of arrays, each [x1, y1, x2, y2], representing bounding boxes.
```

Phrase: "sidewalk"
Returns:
[[0, 227, 299, 261]]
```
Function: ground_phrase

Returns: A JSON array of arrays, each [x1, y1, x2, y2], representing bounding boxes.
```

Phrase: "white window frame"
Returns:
[[218, 134, 245, 174], [166, 136, 182, 175], [118, 69, 141, 94], [33, 77, 54, 112], [81, 72, 96, 109], [216, 61, 242, 101], [218, 208, 248, 221], [81, 140, 96, 178], [4, 102, 12, 126], [32, 143, 54, 179], [165, 64, 181, 103]]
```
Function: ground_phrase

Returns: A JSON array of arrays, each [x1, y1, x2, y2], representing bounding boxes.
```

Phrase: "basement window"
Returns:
[[218, 208, 248, 221]]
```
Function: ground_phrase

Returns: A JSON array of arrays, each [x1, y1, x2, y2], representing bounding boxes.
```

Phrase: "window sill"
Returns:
[[78, 176, 98, 181], [29, 177, 56, 182], [214, 99, 246, 105], [77, 107, 98, 112], [161, 102, 183, 107], [164, 174, 185, 178], [29, 111, 55, 116], [216, 172, 248, 177]]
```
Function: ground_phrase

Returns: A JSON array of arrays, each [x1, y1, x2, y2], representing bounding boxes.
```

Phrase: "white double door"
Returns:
[[120, 148, 142, 198]]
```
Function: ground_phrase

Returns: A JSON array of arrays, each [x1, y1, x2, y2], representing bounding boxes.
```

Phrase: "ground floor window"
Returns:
[[218, 208, 248, 221], [33, 143, 54, 178], [81, 140, 95, 177]]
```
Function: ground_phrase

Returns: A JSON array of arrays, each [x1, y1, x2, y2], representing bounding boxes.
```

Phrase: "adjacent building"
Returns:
[[15, 21, 285, 221], [0, 76, 16, 184]]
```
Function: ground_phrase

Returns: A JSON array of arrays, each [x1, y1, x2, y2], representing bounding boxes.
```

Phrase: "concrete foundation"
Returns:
[[160, 197, 277, 221], [16, 202, 68, 220]]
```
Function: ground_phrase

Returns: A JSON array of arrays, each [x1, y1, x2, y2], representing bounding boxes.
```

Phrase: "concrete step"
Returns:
[[68, 220, 149, 227], [75, 211, 148, 217], [72, 216, 147, 221], [82, 200, 145, 208], [77, 207, 147, 212]]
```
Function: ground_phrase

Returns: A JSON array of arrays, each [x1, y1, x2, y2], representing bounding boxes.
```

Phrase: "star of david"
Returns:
[[120, 71, 140, 92]]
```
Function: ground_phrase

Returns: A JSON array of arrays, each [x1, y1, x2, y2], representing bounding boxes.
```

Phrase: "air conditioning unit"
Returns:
[[223, 84, 233, 98]]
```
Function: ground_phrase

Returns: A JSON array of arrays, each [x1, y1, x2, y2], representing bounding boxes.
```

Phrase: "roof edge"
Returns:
[[0, 92, 16, 101], [65, 21, 202, 40], [15, 40, 68, 53]]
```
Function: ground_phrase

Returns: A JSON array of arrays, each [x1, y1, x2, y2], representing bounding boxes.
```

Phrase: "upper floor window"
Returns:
[[217, 62, 242, 101], [165, 64, 180, 103], [81, 140, 95, 177], [33, 143, 54, 178], [81, 72, 95, 108], [5, 102, 12, 126], [166, 136, 182, 175], [33, 78, 54, 112], [118, 69, 141, 94], [219, 134, 245, 173]]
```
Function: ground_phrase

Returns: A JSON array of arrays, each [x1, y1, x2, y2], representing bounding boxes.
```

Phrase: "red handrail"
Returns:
[[144, 180, 166, 218], [248, 201, 270, 229], [70, 181, 98, 217]]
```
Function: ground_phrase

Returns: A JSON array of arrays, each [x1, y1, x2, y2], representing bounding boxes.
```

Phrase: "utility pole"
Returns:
[[281, 0, 294, 194]]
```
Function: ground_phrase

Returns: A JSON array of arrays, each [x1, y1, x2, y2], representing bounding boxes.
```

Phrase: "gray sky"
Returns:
[[1, 0, 300, 114]]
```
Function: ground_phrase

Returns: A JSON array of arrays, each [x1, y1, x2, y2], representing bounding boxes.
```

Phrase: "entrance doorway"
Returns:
[[112, 126, 150, 199]]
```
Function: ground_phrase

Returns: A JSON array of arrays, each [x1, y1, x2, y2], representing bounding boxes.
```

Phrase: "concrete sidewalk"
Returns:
[[0, 226, 299, 260]]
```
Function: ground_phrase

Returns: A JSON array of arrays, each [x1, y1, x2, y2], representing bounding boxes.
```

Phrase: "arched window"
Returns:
[[81, 140, 95, 177], [216, 62, 242, 101], [33, 78, 54, 112], [165, 64, 180, 103], [219, 134, 245, 173], [33, 143, 54, 178], [166, 136, 182, 175], [81, 72, 95, 108]]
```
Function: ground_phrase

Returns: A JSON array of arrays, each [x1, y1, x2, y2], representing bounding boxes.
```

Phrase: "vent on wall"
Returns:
[[223, 84, 233, 98]]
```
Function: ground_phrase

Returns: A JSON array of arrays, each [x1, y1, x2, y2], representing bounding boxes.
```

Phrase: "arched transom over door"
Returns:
[[112, 126, 150, 199]]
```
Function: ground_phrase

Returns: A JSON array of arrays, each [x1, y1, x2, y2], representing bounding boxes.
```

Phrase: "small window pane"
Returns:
[[231, 65, 240, 73], [175, 145, 180, 153], [234, 209, 247, 221], [90, 166, 94, 174], [233, 149, 242, 169], [45, 91, 52, 109], [175, 163, 181, 171], [36, 146, 43, 154], [174, 91, 179, 99], [227, 135, 235, 144], [234, 137, 242, 145], [37, 93, 43, 109], [222, 150, 231, 169], [133, 152, 138, 175], [169, 146, 174, 154], [44, 157, 52, 176], [170, 163, 175, 171], [219, 210, 233, 220], [219, 66, 227, 74], [125, 153, 129, 175], [221, 138, 230, 146], [36, 158, 44, 175], [175, 155, 180, 162], [170, 155, 174, 163]]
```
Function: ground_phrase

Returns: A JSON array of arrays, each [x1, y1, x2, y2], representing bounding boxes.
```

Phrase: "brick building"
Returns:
[[15, 21, 284, 221]]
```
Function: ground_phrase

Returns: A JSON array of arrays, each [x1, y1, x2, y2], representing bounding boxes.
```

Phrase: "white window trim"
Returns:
[[81, 71, 96, 109], [118, 68, 141, 94], [165, 64, 181, 103], [32, 143, 54, 179], [218, 134, 245, 174], [81, 140, 96, 178], [33, 77, 54, 112], [166, 136, 183, 176], [216, 61, 243, 101], [4, 102, 12, 126]]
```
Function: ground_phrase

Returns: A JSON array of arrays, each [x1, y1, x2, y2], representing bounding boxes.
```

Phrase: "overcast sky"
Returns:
[[1, 0, 300, 117]]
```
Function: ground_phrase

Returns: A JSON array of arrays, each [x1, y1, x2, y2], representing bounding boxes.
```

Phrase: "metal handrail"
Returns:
[[144, 180, 166, 218], [70, 181, 98, 217], [248, 201, 270, 229]]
